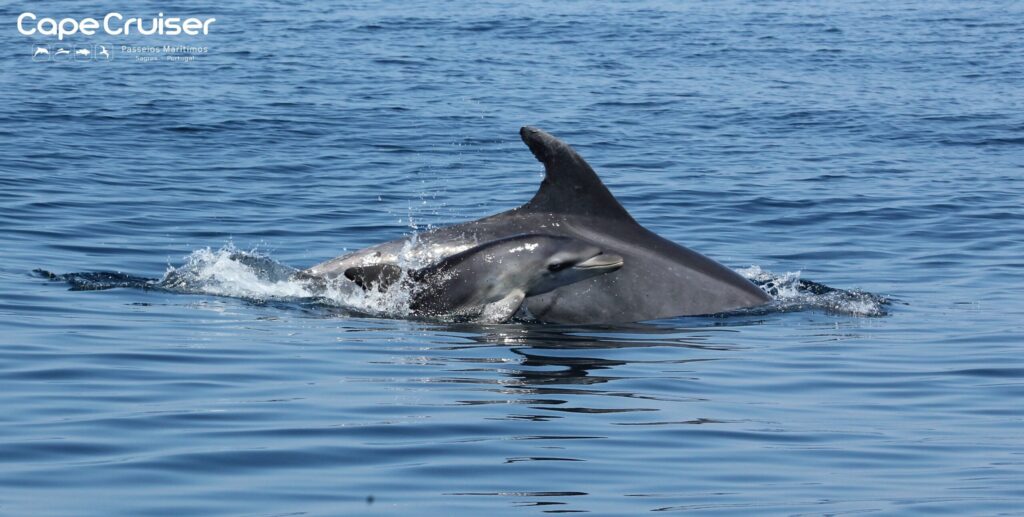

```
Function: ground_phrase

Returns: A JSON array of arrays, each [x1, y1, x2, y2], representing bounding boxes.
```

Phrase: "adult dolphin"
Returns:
[[302, 126, 770, 324]]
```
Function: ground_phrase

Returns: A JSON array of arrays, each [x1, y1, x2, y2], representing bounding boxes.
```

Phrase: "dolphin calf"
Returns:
[[304, 126, 770, 324], [345, 234, 623, 322]]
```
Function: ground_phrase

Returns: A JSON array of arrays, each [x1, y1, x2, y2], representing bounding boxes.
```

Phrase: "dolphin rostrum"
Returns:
[[303, 126, 771, 324], [344, 234, 624, 323]]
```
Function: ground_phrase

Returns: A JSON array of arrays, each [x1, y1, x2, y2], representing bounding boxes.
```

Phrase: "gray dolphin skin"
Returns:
[[303, 126, 771, 324], [345, 234, 624, 322]]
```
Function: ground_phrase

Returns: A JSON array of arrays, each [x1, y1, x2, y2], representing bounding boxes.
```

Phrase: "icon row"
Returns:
[[33, 44, 112, 62]]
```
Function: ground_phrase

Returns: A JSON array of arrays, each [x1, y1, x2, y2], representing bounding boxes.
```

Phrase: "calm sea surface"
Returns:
[[1, 1, 1022, 515]]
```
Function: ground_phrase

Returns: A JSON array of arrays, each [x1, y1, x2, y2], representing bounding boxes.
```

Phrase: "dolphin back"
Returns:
[[488, 127, 770, 322]]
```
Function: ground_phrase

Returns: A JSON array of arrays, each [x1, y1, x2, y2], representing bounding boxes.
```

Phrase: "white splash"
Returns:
[[738, 265, 890, 317], [162, 245, 310, 299], [160, 245, 414, 317]]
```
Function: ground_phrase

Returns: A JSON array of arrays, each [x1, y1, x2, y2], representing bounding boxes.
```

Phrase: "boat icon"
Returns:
[[51, 46, 73, 61]]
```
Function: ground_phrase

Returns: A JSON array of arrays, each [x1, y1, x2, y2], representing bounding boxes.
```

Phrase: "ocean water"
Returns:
[[2, 0, 1023, 515]]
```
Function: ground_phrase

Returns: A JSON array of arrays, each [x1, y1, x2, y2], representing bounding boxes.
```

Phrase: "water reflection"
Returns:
[[417, 322, 742, 511], [349, 318, 880, 512], [451, 322, 750, 351], [391, 322, 743, 405], [441, 321, 743, 383]]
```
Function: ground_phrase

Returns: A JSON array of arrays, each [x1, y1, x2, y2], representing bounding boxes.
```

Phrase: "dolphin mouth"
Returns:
[[574, 253, 624, 271]]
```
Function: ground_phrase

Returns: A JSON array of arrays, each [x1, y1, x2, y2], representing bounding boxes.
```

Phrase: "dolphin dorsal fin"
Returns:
[[519, 126, 634, 222]]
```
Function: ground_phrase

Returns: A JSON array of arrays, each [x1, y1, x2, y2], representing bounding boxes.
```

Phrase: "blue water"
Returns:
[[2, 0, 1023, 514]]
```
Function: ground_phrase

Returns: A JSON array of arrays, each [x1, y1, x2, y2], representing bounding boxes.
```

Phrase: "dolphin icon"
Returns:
[[33, 47, 49, 57]]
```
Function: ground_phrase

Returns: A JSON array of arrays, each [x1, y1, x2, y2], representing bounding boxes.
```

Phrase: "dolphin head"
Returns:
[[504, 235, 623, 296]]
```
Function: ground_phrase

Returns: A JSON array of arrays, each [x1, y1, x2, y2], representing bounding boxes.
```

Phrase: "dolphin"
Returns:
[[303, 126, 770, 324], [345, 234, 624, 323]]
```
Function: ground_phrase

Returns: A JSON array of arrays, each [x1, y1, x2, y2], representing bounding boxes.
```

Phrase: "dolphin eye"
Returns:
[[548, 262, 569, 272]]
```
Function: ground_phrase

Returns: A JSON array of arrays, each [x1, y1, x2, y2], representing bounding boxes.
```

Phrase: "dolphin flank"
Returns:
[[303, 126, 770, 324]]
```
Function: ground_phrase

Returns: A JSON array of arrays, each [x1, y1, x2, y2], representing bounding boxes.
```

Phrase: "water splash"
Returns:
[[160, 246, 309, 299], [739, 265, 891, 317], [162, 246, 418, 318], [36, 245, 413, 319]]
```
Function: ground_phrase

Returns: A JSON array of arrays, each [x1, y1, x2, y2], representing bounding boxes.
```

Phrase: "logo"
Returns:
[[30, 43, 115, 62], [18, 12, 213, 64], [17, 12, 216, 40]]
